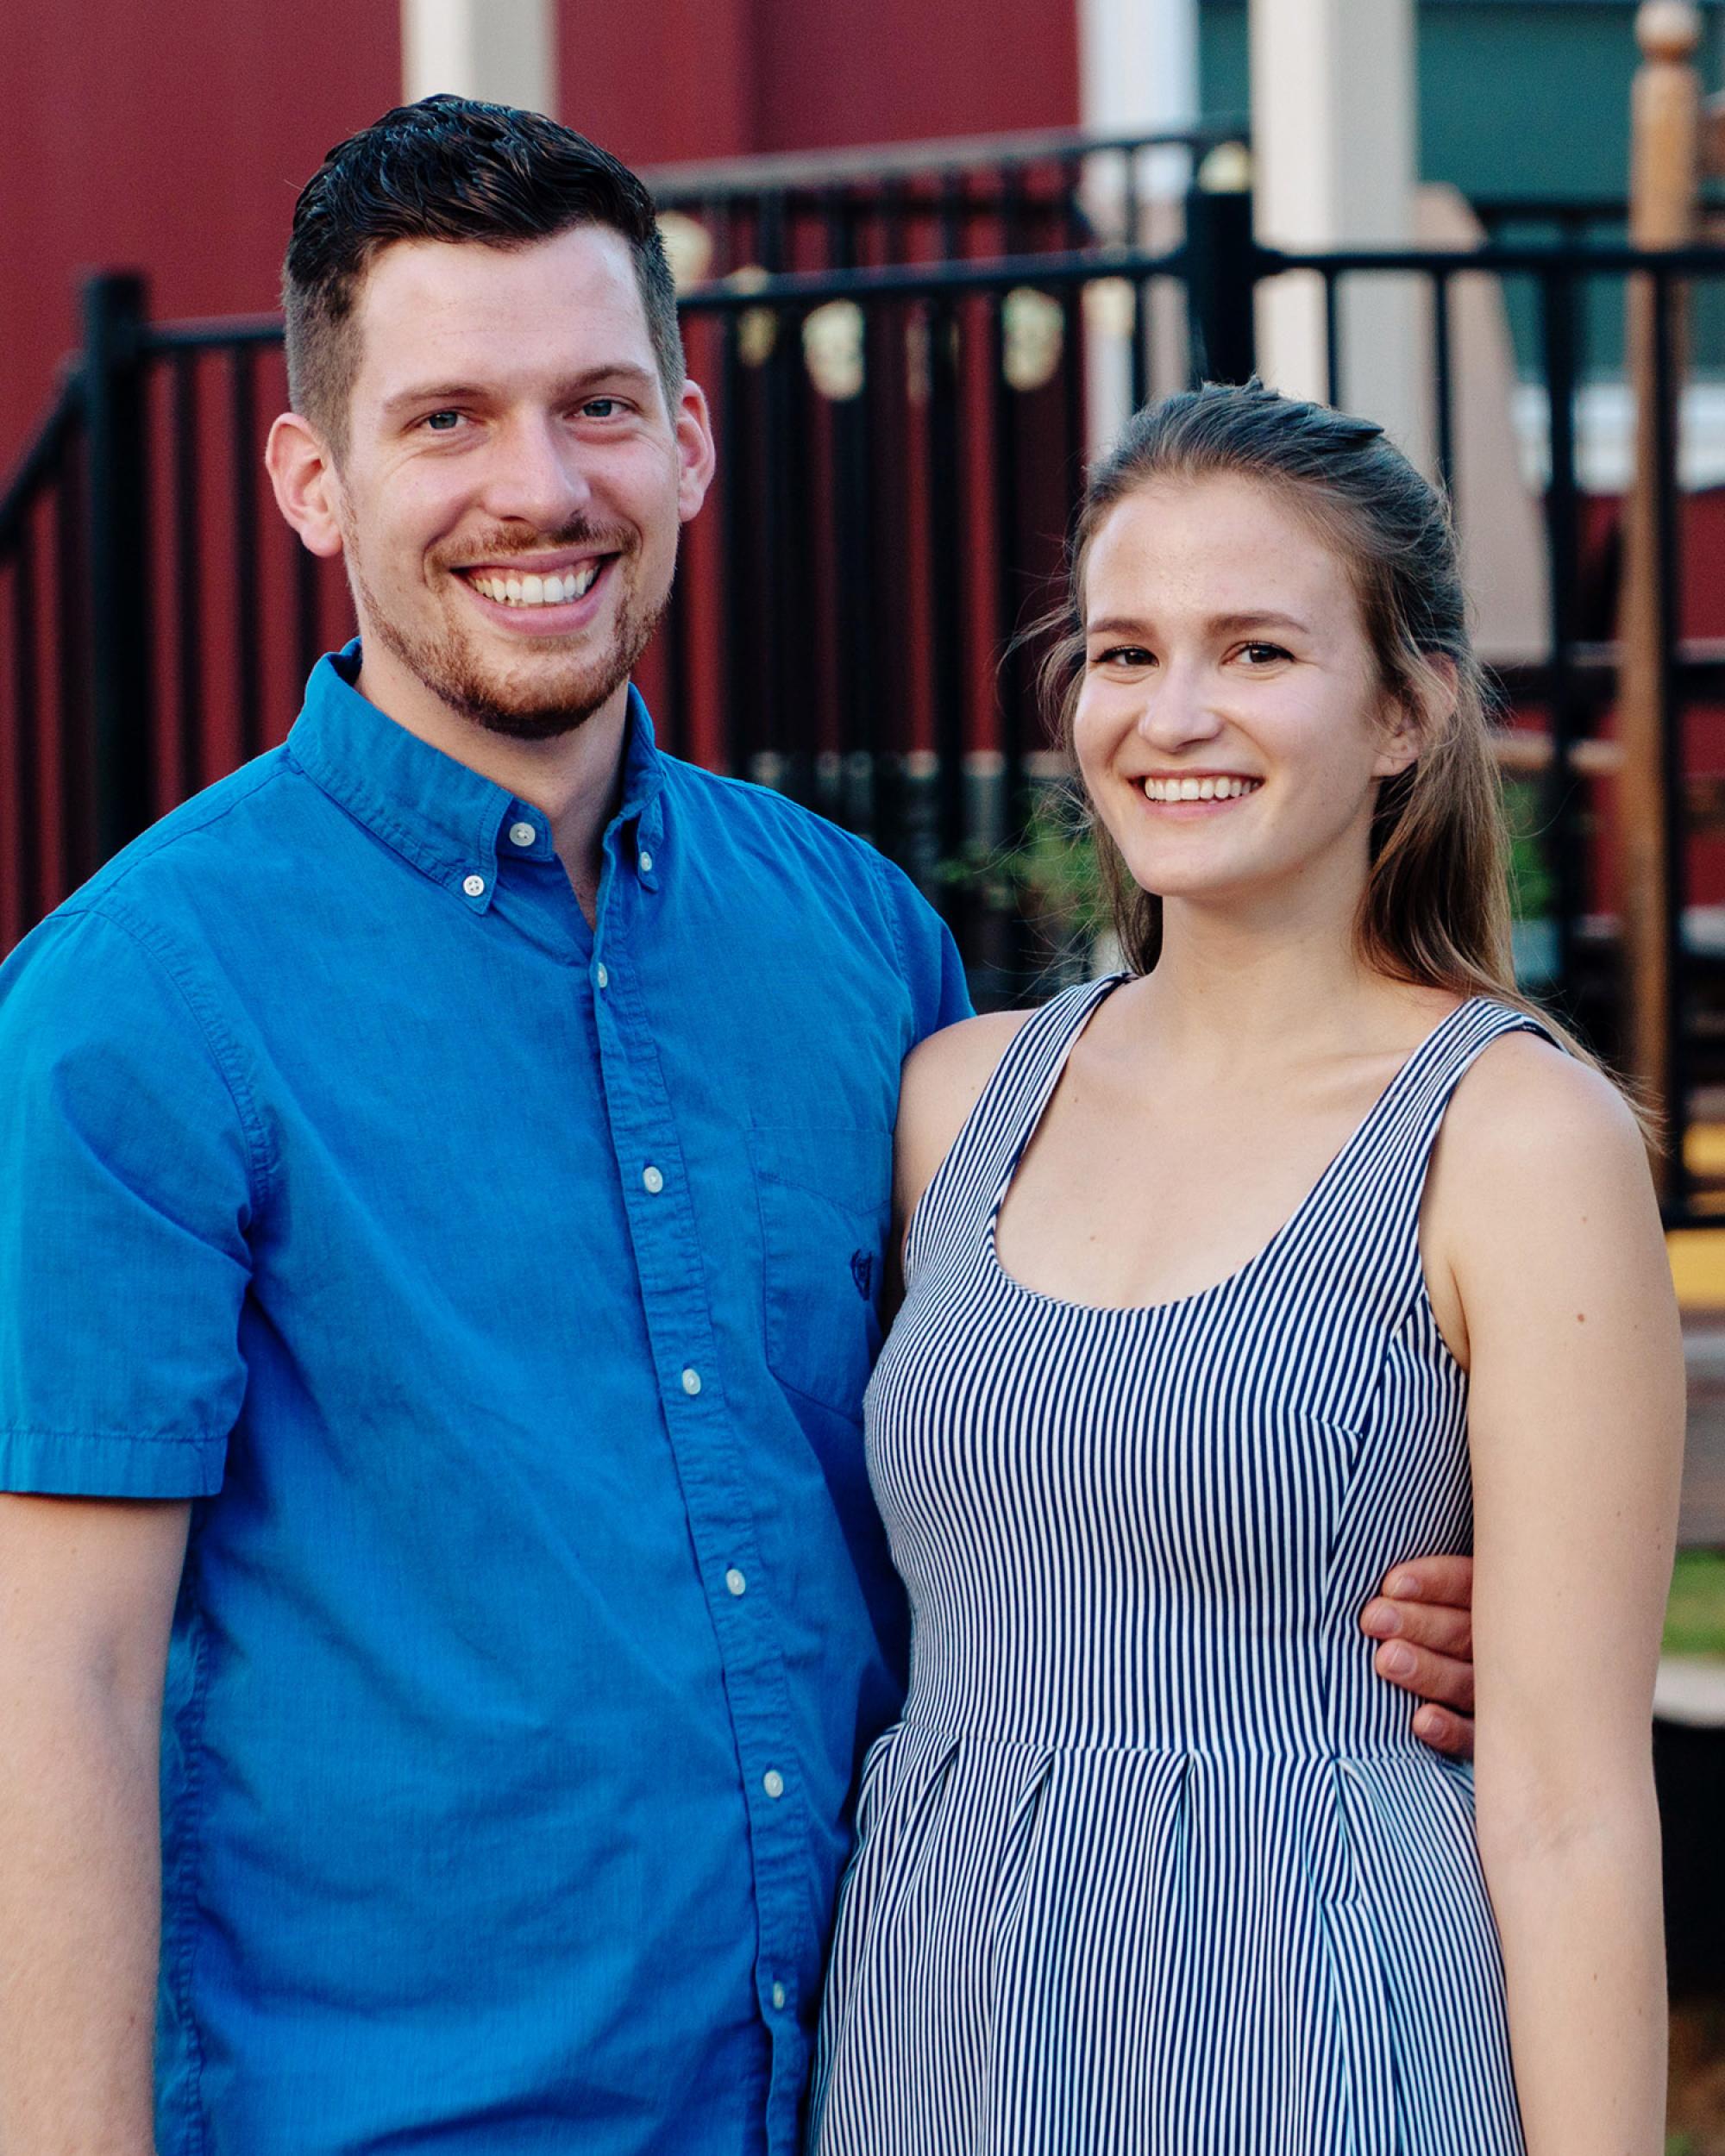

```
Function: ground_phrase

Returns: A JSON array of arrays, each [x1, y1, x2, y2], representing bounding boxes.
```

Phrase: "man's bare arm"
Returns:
[[0, 1493, 190, 2156]]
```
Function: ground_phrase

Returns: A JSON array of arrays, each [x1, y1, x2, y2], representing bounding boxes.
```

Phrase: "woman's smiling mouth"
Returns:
[[1140, 774, 1263, 804]]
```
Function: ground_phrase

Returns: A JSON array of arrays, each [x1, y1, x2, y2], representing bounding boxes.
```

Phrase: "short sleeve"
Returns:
[[0, 906, 260, 1496], [870, 854, 974, 1043]]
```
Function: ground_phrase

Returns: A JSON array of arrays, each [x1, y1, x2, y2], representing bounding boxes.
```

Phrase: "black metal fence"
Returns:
[[4, 143, 1725, 1215], [643, 122, 1246, 280]]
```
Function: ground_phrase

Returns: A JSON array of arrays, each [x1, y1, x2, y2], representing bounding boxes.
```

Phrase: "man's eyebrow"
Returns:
[[379, 364, 661, 418], [1084, 610, 1313, 637]]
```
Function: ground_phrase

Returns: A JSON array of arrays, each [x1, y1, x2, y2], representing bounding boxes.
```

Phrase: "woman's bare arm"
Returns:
[[1432, 1036, 1684, 2156]]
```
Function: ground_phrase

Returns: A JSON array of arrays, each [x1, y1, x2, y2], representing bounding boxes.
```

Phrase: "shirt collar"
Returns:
[[286, 642, 666, 911]]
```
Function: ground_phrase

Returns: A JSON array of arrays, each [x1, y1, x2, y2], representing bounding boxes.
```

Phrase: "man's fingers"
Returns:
[[1359, 1596, 1472, 1660], [1411, 1703, 1475, 1762], [1374, 1552, 1473, 1611], [1372, 1639, 1476, 1714]]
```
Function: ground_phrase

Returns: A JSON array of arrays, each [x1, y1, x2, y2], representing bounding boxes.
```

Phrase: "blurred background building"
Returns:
[[9, 1, 1724, 471]]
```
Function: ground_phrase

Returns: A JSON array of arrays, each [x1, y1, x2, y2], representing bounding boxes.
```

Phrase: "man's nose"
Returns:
[[480, 414, 594, 530]]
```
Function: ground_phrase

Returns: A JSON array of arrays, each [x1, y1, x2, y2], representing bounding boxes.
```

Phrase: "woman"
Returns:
[[806, 384, 1684, 2155]]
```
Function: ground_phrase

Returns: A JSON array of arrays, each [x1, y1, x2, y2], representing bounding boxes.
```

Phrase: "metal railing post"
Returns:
[[81, 270, 155, 863], [1183, 145, 1258, 385]]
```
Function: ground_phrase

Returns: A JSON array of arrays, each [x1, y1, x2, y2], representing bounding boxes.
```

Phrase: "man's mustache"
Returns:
[[438, 523, 636, 569]]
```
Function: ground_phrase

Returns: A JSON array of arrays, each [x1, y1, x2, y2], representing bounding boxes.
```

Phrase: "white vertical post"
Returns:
[[1080, 0, 1198, 160], [1078, 0, 1201, 447], [401, 0, 557, 115], [1251, 0, 1420, 448]]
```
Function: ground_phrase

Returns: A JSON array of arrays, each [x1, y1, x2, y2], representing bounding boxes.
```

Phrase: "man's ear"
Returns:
[[1375, 655, 1457, 782], [673, 379, 718, 526], [266, 411, 346, 561]]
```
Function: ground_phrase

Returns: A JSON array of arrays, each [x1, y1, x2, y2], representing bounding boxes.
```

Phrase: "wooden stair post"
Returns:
[[1621, 1, 1702, 1177]]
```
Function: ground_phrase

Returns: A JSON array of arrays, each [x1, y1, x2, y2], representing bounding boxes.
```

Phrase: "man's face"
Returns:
[[329, 226, 711, 739]]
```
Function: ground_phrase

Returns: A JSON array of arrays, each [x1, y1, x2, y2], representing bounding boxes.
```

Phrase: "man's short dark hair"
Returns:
[[283, 96, 684, 454]]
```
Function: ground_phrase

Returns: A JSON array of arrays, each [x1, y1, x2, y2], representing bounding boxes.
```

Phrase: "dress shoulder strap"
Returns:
[[1274, 994, 1564, 1335], [902, 974, 1126, 1288]]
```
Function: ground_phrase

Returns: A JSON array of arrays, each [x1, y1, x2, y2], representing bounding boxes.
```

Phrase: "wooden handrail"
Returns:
[[1621, 0, 1703, 1177]]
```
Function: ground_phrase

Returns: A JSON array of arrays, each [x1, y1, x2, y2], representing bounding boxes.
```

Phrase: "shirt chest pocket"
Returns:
[[750, 1125, 893, 1420]]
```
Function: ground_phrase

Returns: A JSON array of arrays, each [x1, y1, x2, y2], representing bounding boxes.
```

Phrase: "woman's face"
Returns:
[[1072, 473, 1421, 920]]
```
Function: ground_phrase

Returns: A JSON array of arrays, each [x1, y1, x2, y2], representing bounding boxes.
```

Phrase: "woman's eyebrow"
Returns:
[[1206, 610, 1312, 636], [1085, 609, 1312, 638]]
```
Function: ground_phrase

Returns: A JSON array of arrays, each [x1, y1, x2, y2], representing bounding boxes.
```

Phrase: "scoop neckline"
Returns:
[[985, 985, 1483, 1321]]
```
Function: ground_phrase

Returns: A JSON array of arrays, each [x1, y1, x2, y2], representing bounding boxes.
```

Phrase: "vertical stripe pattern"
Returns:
[[807, 979, 1540, 2156]]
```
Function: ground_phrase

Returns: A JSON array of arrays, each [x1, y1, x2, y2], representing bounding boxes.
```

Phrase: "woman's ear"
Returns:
[[1375, 655, 1457, 781]]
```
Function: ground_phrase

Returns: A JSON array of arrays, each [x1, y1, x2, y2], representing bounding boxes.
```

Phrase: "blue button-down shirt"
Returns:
[[0, 648, 970, 2156]]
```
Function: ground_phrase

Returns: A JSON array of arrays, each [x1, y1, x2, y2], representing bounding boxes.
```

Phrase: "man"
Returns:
[[0, 98, 1477, 2155]]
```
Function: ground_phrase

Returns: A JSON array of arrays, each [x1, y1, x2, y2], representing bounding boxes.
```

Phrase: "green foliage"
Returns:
[[938, 787, 1111, 950], [1665, 1549, 1725, 1660], [1501, 774, 1556, 927]]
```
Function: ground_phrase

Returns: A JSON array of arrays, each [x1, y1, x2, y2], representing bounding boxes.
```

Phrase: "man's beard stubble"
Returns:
[[352, 528, 669, 743]]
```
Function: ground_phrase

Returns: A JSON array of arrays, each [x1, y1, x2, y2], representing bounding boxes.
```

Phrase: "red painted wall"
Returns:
[[5, 0, 1082, 478], [561, 0, 1080, 167], [0, 0, 400, 474]]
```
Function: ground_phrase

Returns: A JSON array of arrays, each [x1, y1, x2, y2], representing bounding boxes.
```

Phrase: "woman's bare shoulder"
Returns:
[[1441, 1026, 1646, 1188], [894, 1008, 1039, 1217], [1427, 1024, 1657, 1277]]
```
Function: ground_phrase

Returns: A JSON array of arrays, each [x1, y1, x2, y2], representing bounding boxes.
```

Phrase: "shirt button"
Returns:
[[762, 1769, 785, 1800], [508, 820, 537, 848], [462, 874, 486, 899], [771, 1982, 787, 2010], [638, 849, 655, 874], [681, 1367, 702, 1396], [724, 1567, 747, 1597], [595, 963, 609, 990], [643, 1165, 664, 1194]]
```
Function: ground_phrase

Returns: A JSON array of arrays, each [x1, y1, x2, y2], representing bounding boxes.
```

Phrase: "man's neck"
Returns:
[[353, 644, 631, 923]]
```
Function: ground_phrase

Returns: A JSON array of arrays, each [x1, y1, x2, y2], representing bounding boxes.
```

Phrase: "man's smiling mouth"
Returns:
[[464, 561, 605, 608]]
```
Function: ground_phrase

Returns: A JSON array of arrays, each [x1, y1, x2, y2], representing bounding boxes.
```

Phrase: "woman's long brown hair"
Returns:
[[1037, 379, 1619, 1091]]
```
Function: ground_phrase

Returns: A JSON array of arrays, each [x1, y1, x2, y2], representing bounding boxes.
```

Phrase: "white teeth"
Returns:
[[1141, 775, 1260, 803], [469, 560, 605, 608]]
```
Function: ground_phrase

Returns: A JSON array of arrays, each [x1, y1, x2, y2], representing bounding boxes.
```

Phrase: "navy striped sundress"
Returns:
[[807, 978, 1543, 2156]]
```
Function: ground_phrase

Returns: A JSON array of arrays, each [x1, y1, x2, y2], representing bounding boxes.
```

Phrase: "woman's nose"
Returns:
[[1135, 661, 1225, 749]]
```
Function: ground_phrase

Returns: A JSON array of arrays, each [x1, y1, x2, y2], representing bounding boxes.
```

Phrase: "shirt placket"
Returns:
[[587, 819, 813, 2149]]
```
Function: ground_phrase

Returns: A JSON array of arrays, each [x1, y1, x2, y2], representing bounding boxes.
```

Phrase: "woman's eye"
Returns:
[[1093, 645, 1154, 668], [1238, 642, 1291, 667]]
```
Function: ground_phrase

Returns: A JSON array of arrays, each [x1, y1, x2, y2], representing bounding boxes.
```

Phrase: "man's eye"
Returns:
[[581, 398, 621, 419], [423, 411, 463, 433]]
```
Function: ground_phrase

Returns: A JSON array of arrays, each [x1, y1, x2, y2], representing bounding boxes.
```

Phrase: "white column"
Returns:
[[1078, 0, 1201, 443], [1080, 0, 1197, 153], [1251, 0, 1421, 450], [401, 0, 557, 115]]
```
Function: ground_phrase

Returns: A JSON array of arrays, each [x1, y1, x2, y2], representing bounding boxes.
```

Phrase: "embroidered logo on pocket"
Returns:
[[850, 1250, 875, 1301]]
